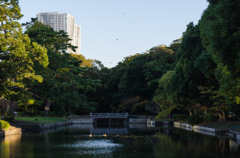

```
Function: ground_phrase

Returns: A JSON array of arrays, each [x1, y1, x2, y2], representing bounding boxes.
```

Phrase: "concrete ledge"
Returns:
[[147, 119, 173, 126], [174, 122, 218, 135], [174, 122, 192, 129], [193, 125, 215, 132]]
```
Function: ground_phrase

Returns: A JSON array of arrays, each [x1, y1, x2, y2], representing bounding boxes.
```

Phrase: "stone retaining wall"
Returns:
[[173, 122, 217, 135], [0, 126, 22, 137], [71, 118, 93, 124], [129, 118, 147, 124], [20, 120, 72, 132]]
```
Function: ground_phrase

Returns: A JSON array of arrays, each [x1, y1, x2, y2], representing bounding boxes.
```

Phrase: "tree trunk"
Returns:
[[222, 110, 227, 121], [217, 110, 228, 121], [45, 100, 51, 117], [188, 107, 193, 116]]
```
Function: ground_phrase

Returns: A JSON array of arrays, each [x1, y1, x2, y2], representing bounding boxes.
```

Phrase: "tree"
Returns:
[[166, 23, 208, 116], [200, 0, 240, 105], [24, 19, 98, 116], [0, 0, 48, 116], [154, 71, 175, 117]]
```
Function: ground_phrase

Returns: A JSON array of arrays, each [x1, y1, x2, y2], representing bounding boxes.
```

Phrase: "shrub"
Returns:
[[173, 114, 190, 121], [203, 114, 219, 122], [187, 114, 203, 125], [156, 109, 171, 118], [3, 112, 14, 122], [17, 112, 26, 117], [0, 120, 10, 131]]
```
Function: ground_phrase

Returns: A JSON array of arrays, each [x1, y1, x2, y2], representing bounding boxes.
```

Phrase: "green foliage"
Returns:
[[200, 0, 240, 104], [173, 114, 189, 121], [187, 114, 203, 125], [156, 109, 171, 118], [0, 0, 48, 109], [203, 114, 219, 122], [23, 19, 99, 116], [3, 112, 14, 122], [154, 71, 175, 114], [17, 112, 26, 117], [71, 53, 93, 67], [0, 120, 10, 131]]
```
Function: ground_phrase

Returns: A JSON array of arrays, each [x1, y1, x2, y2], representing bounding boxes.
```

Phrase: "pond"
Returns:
[[0, 124, 240, 158]]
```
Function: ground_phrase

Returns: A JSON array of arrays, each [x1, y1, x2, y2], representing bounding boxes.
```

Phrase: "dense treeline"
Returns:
[[89, 0, 240, 121], [1, 0, 240, 121]]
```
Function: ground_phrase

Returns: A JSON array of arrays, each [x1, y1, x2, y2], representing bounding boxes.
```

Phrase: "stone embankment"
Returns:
[[71, 118, 148, 124], [173, 122, 233, 137], [147, 119, 173, 127], [18, 120, 72, 132], [0, 126, 22, 137]]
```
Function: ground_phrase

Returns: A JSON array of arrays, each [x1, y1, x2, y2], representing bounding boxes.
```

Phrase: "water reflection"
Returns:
[[0, 124, 240, 158], [59, 139, 122, 155], [0, 135, 21, 158]]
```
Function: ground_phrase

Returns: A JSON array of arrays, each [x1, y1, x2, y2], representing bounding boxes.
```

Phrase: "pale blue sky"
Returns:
[[18, 0, 209, 68]]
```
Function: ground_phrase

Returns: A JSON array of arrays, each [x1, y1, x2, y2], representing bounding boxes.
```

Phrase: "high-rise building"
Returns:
[[36, 12, 81, 54]]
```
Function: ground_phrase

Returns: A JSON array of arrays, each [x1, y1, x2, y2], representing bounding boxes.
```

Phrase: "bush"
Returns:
[[0, 120, 10, 131], [203, 114, 219, 122], [173, 114, 190, 121], [17, 112, 27, 117], [187, 114, 203, 125], [3, 112, 14, 122]]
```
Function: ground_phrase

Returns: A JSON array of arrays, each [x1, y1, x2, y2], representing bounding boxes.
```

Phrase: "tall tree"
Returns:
[[166, 23, 208, 115], [200, 0, 240, 104], [0, 0, 48, 114]]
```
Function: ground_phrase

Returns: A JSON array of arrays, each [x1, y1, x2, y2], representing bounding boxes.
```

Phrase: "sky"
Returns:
[[18, 0, 209, 68]]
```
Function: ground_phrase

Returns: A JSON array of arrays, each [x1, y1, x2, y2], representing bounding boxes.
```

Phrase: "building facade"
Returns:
[[36, 12, 81, 54]]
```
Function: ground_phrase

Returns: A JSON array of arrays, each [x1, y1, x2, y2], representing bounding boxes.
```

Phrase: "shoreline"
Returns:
[[2, 118, 240, 141]]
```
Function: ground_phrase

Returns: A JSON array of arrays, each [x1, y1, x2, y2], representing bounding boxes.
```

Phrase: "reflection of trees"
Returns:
[[1, 135, 21, 158], [218, 138, 230, 155], [153, 128, 235, 158]]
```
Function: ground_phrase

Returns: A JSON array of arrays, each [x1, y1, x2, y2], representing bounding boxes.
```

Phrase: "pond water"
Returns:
[[0, 124, 240, 158]]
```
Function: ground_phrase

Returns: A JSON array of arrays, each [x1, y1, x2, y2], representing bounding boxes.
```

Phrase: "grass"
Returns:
[[14, 116, 69, 124]]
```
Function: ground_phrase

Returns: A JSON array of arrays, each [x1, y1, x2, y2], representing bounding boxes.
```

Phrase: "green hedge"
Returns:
[[187, 114, 203, 125], [173, 114, 190, 121], [203, 114, 219, 122], [17, 112, 26, 117], [0, 120, 10, 131]]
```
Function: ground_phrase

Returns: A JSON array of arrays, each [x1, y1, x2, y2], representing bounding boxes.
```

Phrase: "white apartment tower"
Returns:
[[36, 12, 81, 54]]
